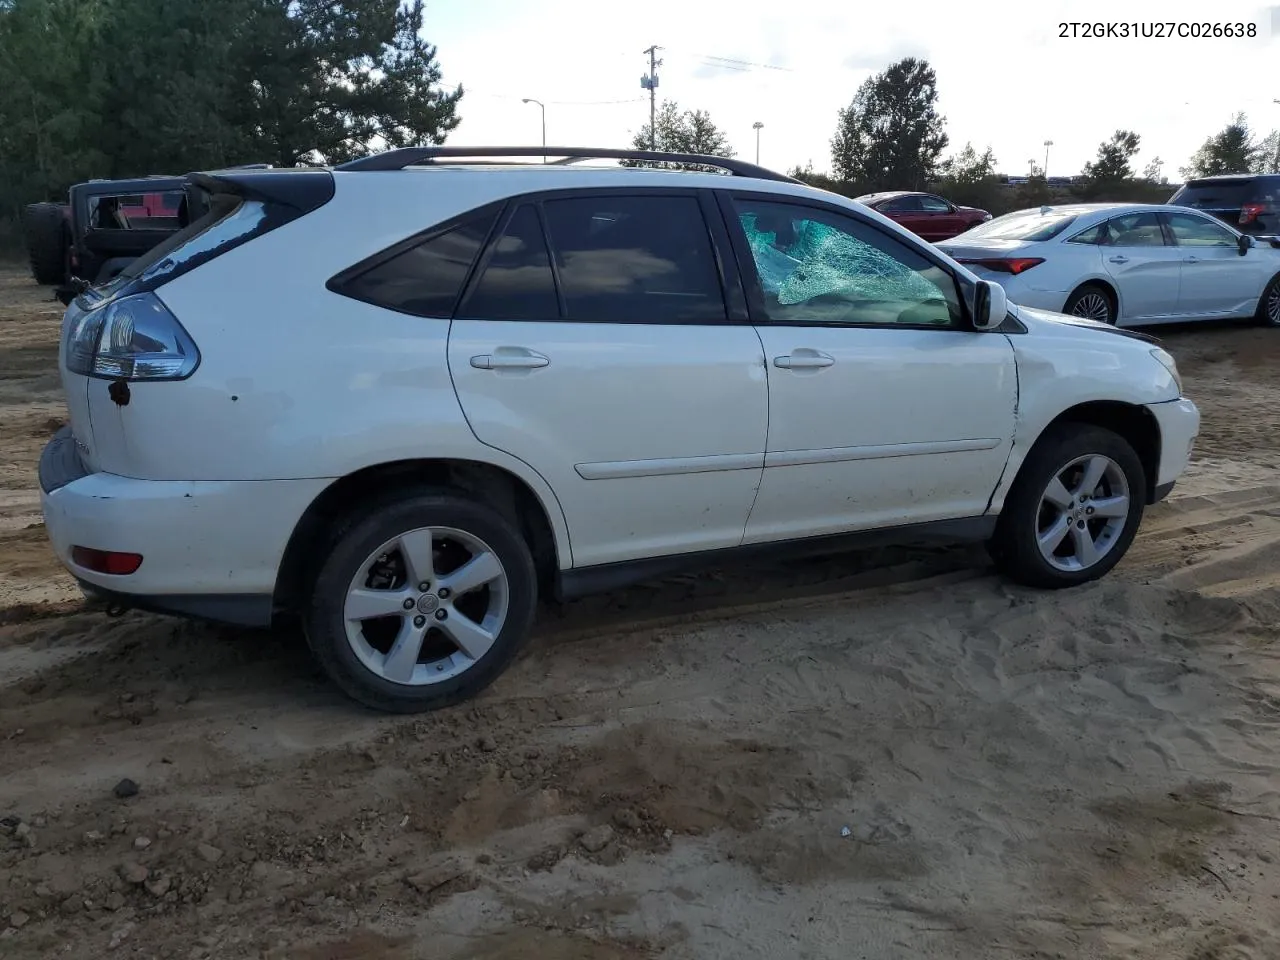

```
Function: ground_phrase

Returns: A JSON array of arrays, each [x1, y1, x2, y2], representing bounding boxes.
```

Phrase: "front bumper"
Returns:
[[39, 428, 329, 627], [1144, 396, 1200, 495]]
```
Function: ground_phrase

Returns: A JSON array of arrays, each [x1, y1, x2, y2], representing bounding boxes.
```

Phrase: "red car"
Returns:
[[854, 191, 992, 242]]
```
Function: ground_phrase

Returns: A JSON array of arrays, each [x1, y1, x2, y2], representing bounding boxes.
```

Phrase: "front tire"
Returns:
[[1257, 274, 1280, 327], [989, 425, 1146, 589], [304, 491, 538, 713], [1063, 283, 1116, 325]]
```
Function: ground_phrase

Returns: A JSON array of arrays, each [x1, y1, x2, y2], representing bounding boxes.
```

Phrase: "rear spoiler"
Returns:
[[186, 168, 335, 213]]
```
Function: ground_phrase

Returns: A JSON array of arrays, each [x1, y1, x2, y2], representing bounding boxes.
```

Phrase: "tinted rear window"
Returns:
[[339, 211, 497, 317], [1171, 179, 1258, 208], [461, 205, 560, 321], [541, 196, 726, 323], [961, 211, 1079, 241]]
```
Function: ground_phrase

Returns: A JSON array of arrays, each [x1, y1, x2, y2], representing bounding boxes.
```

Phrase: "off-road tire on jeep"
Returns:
[[22, 202, 69, 286]]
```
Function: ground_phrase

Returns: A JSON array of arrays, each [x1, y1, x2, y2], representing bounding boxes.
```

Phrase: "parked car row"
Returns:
[[936, 202, 1280, 328], [846, 174, 1280, 330], [39, 145, 1201, 712]]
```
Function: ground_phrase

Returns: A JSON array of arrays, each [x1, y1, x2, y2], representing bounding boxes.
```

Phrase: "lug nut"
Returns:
[[418, 581, 430, 592], [435, 609, 448, 621], [413, 615, 426, 627], [402, 598, 415, 610], [438, 587, 451, 600]]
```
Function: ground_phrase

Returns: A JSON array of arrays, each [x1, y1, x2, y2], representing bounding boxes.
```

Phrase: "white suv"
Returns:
[[39, 146, 1200, 712]]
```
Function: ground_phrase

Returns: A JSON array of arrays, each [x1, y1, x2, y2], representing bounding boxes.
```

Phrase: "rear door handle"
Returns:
[[1184, 255, 1200, 264], [470, 349, 550, 370], [773, 351, 835, 370], [1108, 255, 1129, 264]]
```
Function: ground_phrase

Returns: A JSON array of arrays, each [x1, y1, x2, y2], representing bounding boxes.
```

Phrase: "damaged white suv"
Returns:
[[40, 146, 1200, 712]]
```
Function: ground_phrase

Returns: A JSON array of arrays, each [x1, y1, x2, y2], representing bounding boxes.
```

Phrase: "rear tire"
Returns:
[[22, 202, 69, 286], [1257, 274, 1280, 327], [989, 424, 1145, 589], [1063, 283, 1116, 325], [304, 490, 539, 713]]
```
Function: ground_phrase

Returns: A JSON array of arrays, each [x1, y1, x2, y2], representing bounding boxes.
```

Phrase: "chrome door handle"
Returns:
[[1108, 255, 1129, 264], [470, 350, 550, 370], [1184, 256, 1200, 263], [774, 351, 835, 370]]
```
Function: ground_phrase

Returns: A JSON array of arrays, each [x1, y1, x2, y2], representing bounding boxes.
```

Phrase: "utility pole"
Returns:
[[1043, 139, 1054, 179], [753, 121, 764, 164], [641, 45, 662, 150]]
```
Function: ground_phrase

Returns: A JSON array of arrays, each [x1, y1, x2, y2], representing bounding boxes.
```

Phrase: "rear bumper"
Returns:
[[39, 429, 329, 627], [969, 274, 1067, 313]]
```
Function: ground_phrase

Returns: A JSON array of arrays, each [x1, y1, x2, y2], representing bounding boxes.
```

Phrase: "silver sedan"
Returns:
[[937, 202, 1280, 327]]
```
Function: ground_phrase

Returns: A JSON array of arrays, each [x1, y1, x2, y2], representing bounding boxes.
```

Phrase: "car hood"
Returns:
[[955, 205, 989, 216], [1012, 303, 1159, 344]]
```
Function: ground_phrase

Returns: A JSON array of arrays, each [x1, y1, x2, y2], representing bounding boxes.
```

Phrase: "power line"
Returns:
[[680, 50, 794, 73], [439, 83, 645, 106]]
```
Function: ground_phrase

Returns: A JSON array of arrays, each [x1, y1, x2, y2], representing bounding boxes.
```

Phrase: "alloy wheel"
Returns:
[[1036, 454, 1131, 572], [343, 526, 509, 686], [1070, 292, 1112, 323]]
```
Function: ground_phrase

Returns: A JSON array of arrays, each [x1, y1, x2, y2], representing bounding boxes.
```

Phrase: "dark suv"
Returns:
[[1168, 174, 1280, 237]]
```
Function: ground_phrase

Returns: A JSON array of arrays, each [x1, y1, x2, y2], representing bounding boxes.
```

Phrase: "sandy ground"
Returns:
[[3, 264, 1280, 960]]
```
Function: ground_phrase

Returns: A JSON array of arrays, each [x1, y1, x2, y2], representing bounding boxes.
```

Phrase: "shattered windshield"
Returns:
[[736, 201, 959, 326]]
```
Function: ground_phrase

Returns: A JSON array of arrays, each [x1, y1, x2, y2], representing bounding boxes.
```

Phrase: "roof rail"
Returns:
[[333, 146, 802, 184]]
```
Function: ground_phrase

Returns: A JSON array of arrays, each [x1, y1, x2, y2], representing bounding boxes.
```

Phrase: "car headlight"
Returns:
[[1150, 347, 1182, 395]]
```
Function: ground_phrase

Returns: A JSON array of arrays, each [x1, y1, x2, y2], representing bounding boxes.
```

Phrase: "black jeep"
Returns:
[[22, 175, 212, 300]]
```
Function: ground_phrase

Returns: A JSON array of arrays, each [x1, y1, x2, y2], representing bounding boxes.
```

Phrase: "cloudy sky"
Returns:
[[425, 0, 1280, 180]]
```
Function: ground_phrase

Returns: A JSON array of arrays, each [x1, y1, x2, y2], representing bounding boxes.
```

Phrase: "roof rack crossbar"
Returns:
[[334, 146, 801, 183]]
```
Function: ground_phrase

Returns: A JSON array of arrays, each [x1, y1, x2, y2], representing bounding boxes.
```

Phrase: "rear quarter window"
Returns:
[[332, 209, 499, 318]]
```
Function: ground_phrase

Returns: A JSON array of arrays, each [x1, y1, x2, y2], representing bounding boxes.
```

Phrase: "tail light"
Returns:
[[65, 292, 200, 381], [1240, 203, 1266, 225], [957, 257, 1045, 275], [72, 546, 143, 575]]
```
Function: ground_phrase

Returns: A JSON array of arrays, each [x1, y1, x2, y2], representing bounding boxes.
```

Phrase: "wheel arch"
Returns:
[[996, 400, 1162, 512], [273, 458, 568, 620], [1065, 277, 1121, 320]]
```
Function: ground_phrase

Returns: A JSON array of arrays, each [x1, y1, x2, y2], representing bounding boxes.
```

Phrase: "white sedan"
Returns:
[[937, 203, 1280, 327]]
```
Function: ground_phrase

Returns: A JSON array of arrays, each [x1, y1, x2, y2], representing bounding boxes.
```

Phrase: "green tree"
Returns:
[[0, 0, 463, 207], [230, 0, 462, 166], [830, 57, 948, 190], [1012, 174, 1052, 210], [91, 0, 256, 177], [0, 0, 106, 215], [628, 100, 735, 169], [1254, 130, 1280, 174], [937, 142, 996, 185], [934, 142, 999, 212], [1082, 130, 1141, 184], [1141, 156, 1164, 183], [1181, 114, 1261, 178]]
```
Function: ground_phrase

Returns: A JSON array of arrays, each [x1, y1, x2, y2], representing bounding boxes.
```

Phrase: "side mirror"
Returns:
[[972, 279, 1008, 331], [1238, 233, 1254, 256]]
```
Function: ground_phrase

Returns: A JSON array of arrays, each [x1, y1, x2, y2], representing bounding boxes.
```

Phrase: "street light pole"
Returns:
[[753, 121, 764, 165], [522, 98, 546, 162], [1043, 139, 1053, 178]]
